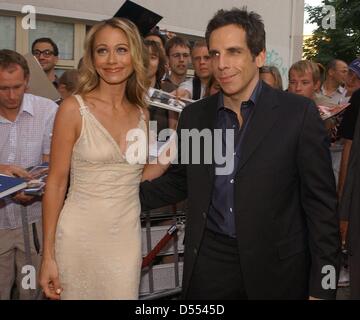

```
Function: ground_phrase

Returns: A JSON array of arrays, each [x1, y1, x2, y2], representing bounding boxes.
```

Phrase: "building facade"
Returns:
[[0, 0, 304, 84]]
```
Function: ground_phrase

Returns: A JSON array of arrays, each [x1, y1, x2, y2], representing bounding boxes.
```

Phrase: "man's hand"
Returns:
[[12, 192, 34, 204], [0, 164, 31, 179], [175, 88, 191, 99], [0, 164, 34, 204]]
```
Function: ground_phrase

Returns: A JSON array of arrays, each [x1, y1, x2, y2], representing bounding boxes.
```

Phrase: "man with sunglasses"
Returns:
[[31, 38, 59, 88]]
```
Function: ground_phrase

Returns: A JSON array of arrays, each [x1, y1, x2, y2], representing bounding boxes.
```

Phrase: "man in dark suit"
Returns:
[[140, 8, 341, 300]]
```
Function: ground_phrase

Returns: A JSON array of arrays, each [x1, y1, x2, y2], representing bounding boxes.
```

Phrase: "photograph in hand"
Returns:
[[147, 88, 194, 113], [24, 163, 49, 195]]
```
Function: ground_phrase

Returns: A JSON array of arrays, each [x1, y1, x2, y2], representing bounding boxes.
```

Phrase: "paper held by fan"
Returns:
[[147, 88, 194, 113], [317, 102, 350, 120], [23, 163, 49, 195]]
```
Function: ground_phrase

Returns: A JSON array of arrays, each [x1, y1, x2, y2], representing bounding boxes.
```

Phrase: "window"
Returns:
[[0, 12, 85, 71], [28, 20, 74, 60], [0, 16, 16, 50]]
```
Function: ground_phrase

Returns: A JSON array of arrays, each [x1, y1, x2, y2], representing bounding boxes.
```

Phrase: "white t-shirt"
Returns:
[[179, 78, 206, 100]]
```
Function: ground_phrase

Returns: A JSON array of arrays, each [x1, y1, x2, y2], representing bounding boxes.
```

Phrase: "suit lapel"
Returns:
[[197, 94, 219, 182], [194, 87, 280, 178], [237, 84, 281, 171]]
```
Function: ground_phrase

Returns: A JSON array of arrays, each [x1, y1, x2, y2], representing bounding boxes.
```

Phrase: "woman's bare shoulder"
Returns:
[[55, 95, 83, 127], [58, 95, 83, 113]]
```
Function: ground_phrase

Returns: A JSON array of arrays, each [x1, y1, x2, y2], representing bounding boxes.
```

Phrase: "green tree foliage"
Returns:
[[303, 0, 360, 65]]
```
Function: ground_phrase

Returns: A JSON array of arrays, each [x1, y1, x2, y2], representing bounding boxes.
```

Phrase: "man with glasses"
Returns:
[[31, 38, 59, 88], [162, 36, 191, 92], [322, 60, 348, 104], [162, 36, 191, 129]]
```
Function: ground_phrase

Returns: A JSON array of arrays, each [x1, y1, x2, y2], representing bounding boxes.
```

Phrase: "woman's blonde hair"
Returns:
[[260, 65, 283, 90], [76, 18, 149, 109]]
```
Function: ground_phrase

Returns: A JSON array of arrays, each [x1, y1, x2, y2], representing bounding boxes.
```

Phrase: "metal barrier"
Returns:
[[139, 210, 185, 300]]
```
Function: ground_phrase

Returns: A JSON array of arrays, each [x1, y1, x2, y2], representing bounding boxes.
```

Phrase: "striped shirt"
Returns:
[[0, 93, 58, 229]]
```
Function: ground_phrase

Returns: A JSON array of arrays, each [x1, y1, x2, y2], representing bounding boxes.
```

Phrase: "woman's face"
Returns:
[[147, 48, 159, 80], [260, 72, 276, 88], [93, 25, 134, 86]]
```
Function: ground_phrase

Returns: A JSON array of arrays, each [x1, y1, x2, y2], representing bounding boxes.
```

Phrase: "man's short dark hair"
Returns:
[[31, 37, 59, 56], [0, 49, 30, 78], [145, 29, 167, 48], [326, 59, 339, 73], [205, 7, 266, 59], [326, 59, 347, 76], [165, 36, 191, 57]]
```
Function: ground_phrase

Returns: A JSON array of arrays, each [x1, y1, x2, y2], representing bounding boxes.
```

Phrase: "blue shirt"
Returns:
[[207, 81, 262, 238]]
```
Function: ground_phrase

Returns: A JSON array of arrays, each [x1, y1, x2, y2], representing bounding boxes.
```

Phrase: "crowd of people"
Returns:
[[1, 6, 360, 300]]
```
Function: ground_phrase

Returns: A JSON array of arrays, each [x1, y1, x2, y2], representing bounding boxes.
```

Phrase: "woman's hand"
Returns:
[[39, 258, 63, 300]]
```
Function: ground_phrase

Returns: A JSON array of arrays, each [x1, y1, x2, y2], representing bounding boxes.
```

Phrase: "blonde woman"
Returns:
[[259, 65, 283, 90], [39, 18, 163, 300]]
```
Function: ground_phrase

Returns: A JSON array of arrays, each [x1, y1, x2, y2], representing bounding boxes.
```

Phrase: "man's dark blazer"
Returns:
[[140, 82, 341, 299]]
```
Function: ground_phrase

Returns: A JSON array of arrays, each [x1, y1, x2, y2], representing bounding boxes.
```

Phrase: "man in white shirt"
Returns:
[[321, 59, 348, 104], [0, 49, 58, 299], [163, 37, 191, 130], [179, 40, 213, 100]]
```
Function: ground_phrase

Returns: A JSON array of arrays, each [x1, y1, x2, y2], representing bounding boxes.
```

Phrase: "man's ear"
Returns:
[[314, 79, 321, 92], [328, 69, 334, 78], [256, 49, 266, 68]]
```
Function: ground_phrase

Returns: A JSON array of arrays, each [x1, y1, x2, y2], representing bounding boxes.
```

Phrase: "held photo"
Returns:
[[147, 88, 194, 113]]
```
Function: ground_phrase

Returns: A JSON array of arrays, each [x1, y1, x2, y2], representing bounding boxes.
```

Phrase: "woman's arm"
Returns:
[[142, 106, 177, 182], [40, 96, 81, 299]]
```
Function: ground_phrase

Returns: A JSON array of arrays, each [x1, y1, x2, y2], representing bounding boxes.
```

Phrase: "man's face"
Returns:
[[0, 64, 28, 113], [209, 24, 265, 101], [32, 42, 58, 72], [330, 61, 348, 86], [288, 69, 319, 99], [168, 45, 190, 77], [345, 69, 360, 96], [192, 46, 212, 80]]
